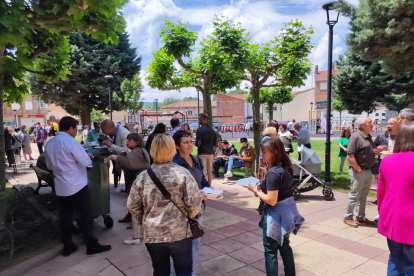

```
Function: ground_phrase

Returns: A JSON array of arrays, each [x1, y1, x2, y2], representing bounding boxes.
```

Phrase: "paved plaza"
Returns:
[[2, 144, 388, 276]]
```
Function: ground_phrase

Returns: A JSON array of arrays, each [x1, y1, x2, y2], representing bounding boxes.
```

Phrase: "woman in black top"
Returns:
[[247, 138, 304, 276], [145, 123, 166, 164]]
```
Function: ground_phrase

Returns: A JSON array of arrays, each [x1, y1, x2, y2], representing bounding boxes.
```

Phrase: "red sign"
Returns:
[[28, 115, 44, 118]]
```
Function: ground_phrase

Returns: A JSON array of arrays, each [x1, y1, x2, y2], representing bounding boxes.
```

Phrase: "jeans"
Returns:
[[225, 156, 245, 172], [339, 157, 346, 173], [37, 142, 44, 154], [263, 214, 296, 276], [59, 186, 98, 247], [344, 168, 372, 220], [246, 129, 250, 137], [171, 215, 203, 276], [387, 239, 414, 276], [146, 238, 193, 276]]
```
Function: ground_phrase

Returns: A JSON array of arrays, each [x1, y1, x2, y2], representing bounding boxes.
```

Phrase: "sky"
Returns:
[[121, 0, 359, 102]]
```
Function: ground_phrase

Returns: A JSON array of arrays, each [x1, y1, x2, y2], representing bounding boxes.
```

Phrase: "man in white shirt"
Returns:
[[82, 125, 88, 144], [245, 121, 250, 137], [45, 116, 111, 257], [288, 119, 295, 135]]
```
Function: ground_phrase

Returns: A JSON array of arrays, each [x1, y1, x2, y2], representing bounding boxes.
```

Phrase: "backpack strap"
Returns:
[[147, 168, 171, 200]]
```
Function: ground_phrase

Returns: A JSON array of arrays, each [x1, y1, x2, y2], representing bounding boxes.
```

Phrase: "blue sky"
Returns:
[[121, 0, 359, 102]]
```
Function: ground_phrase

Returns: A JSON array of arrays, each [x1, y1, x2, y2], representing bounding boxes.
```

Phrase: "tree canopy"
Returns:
[[337, 0, 414, 76], [29, 32, 141, 127]]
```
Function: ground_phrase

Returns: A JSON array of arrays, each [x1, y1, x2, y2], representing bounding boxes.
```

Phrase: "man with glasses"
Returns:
[[86, 121, 102, 144], [398, 108, 414, 124]]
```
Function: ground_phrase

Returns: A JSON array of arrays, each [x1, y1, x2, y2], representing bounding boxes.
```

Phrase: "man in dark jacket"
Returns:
[[213, 140, 238, 178]]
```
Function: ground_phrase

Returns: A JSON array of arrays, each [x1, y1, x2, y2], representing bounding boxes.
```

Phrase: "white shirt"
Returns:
[[288, 122, 294, 131], [45, 132, 92, 196], [245, 122, 250, 129], [82, 129, 88, 140], [278, 130, 292, 147]]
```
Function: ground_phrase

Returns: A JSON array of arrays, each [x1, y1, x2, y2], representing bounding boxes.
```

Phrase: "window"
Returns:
[[273, 105, 278, 111], [37, 101, 47, 110], [319, 82, 327, 90], [25, 101, 33, 110], [187, 110, 193, 116], [375, 113, 379, 116], [382, 113, 386, 116], [195, 111, 199, 115]]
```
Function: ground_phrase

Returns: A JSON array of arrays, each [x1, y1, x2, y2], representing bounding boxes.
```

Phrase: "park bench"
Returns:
[[29, 164, 55, 195]]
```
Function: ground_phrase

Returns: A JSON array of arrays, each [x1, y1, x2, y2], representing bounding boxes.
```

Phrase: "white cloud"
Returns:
[[310, 31, 344, 69]]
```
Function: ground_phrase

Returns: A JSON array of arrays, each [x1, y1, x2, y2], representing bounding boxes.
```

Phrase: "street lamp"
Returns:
[[197, 89, 200, 125], [185, 107, 188, 124], [154, 99, 158, 123], [11, 103, 20, 128], [105, 75, 113, 121], [322, 0, 340, 183], [310, 102, 314, 111]]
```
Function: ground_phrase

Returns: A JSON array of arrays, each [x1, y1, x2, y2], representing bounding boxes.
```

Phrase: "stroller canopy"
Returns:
[[300, 145, 322, 166]]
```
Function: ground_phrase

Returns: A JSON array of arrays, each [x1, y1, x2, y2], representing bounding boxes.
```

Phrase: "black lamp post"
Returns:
[[310, 102, 314, 111], [197, 89, 200, 125], [105, 75, 113, 121], [322, 1, 340, 183], [185, 107, 188, 124], [155, 99, 158, 123]]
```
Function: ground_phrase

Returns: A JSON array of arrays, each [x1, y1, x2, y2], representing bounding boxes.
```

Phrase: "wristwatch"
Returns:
[[254, 190, 260, 197]]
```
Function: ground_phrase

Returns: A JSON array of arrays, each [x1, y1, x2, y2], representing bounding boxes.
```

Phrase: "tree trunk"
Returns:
[[202, 76, 213, 126], [0, 45, 6, 230], [267, 102, 273, 121], [339, 111, 342, 130], [251, 78, 261, 175], [80, 107, 92, 129]]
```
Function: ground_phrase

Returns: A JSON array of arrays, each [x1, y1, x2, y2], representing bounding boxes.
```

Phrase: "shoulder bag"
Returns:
[[146, 167, 204, 239]]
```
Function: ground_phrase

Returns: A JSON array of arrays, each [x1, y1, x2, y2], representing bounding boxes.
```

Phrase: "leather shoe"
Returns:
[[62, 243, 78, 257], [357, 218, 376, 225], [118, 213, 131, 223], [343, 219, 358, 228], [86, 243, 111, 255]]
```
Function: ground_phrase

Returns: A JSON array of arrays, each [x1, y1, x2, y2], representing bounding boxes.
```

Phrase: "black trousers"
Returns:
[[146, 238, 193, 276], [298, 143, 311, 161], [213, 159, 226, 176], [59, 185, 98, 247], [37, 142, 44, 154], [112, 161, 121, 187]]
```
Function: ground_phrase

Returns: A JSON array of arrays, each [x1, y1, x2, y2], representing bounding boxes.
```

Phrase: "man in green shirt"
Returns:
[[86, 121, 102, 144]]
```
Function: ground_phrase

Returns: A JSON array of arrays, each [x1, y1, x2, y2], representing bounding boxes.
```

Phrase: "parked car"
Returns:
[[278, 121, 289, 126], [299, 121, 309, 129]]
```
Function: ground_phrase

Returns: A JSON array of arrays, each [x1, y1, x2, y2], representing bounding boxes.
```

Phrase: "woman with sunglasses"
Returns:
[[247, 138, 304, 276]]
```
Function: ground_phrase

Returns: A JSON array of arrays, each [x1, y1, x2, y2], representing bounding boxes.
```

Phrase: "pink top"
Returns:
[[377, 151, 414, 246]]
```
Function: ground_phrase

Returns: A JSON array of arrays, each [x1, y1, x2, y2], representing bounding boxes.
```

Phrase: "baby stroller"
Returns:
[[290, 145, 334, 201]]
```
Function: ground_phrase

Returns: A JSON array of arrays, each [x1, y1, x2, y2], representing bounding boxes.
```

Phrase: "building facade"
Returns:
[[3, 95, 48, 128], [161, 100, 217, 124]]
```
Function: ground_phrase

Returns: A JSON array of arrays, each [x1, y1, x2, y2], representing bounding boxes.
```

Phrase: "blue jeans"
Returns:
[[146, 238, 193, 276], [246, 129, 250, 137], [387, 238, 414, 276], [225, 156, 245, 172]]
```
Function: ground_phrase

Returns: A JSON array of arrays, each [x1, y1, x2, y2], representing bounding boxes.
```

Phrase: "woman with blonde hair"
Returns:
[[180, 122, 190, 132], [128, 134, 202, 276]]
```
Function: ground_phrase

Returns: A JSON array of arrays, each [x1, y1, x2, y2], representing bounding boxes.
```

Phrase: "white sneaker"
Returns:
[[224, 171, 233, 177], [222, 177, 229, 184], [123, 237, 141, 245]]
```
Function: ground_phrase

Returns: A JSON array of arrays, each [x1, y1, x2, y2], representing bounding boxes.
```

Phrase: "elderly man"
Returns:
[[374, 117, 400, 152], [86, 121, 102, 144], [213, 140, 238, 178], [398, 108, 414, 124], [344, 117, 386, 228], [45, 116, 111, 256], [293, 122, 311, 161]]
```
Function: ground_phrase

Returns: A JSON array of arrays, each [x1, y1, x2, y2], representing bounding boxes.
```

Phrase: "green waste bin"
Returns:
[[83, 145, 113, 229]]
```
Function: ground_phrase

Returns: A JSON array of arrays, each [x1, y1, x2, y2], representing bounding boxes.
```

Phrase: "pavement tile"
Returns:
[[296, 268, 319, 276], [123, 263, 153, 276], [353, 260, 387, 276], [196, 255, 246, 276], [197, 245, 225, 263], [291, 240, 337, 267], [232, 220, 259, 231], [251, 242, 264, 252], [223, 265, 265, 276], [231, 231, 264, 246], [348, 225, 379, 236], [66, 255, 111, 274], [202, 215, 246, 230], [358, 236, 389, 251], [96, 265, 124, 276], [341, 241, 386, 260], [209, 238, 248, 253], [330, 228, 369, 242], [300, 248, 369, 276], [228, 247, 264, 264], [214, 225, 246, 237], [289, 235, 311, 248], [200, 231, 227, 244], [296, 227, 327, 240], [250, 259, 266, 273], [340, 270, 368, 276], [372, 252, 390, 264], [107, 249, 150, 271], [315, 233, 354, 249], [308, 217, 348, 234], [250, 228, 263, 235]]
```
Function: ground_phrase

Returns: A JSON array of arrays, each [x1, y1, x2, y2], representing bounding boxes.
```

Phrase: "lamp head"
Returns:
[[104, 75, 113, 80], [322, 1, 340, 26]]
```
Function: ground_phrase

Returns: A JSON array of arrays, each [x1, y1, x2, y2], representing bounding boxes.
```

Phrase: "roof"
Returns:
[[315, 69, 340, 79], [162, 100, 217, 109], [292, 88, 314, 95], [225, 94, 247, 100]]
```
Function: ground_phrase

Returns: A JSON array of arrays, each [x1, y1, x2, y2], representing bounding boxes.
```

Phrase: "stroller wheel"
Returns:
[[293, 188, 300, 200], [324, 189, 334, 201]]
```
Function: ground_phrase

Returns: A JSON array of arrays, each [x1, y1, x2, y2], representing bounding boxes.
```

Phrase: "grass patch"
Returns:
[[194, 140, 376, 197]]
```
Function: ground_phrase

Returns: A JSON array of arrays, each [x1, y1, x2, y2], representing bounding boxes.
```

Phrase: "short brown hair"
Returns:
[[150, 134, 176, 163], [199, 113, 208, 122], [266, 120, 278, 129], [393, 122, 414, 153], [340, 128, 350, 137], [280, 124, 287, 131], [260, 138, 292, 170]]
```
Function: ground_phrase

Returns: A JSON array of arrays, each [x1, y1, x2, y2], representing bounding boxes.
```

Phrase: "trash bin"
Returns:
[[83, 145, 113, 229]]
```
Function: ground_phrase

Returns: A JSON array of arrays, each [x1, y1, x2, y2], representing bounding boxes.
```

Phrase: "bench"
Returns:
[[236, 167, 254, 177], [30, 164, 55, 195]]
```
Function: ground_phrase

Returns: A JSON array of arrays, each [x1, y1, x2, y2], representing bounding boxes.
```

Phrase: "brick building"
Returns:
[[216, 93, 252, 124], [161, 100, 217, 123]]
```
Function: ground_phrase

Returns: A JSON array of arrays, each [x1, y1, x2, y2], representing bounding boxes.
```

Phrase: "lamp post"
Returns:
[[154, 99, 158, 123], [197, 89, 200, 125], [310, 102, 313, 111], [322, 0, 340, 183], [185, 107, 188, 124], [105, 75, 113, 121], [13, 110, 17, 127]]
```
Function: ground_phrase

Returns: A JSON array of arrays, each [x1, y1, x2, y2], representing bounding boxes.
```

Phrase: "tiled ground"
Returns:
[[4, 143, 387, 276]]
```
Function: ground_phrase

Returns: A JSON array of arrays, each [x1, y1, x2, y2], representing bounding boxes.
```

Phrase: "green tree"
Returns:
[[0, 0, 126, 196], [182, 96, 198, 101], [114, 73, 144, 111], [146, 18, 243, 125], [332, 99, 345, 127], [155, 97, 181, 109], [332, 50, 414, 113], [90, 109, 105, 123], [337, 0, 414, 76], [218, 20, 313, 168], [247, 87, 294, 121], [29, 32, 141, 128]]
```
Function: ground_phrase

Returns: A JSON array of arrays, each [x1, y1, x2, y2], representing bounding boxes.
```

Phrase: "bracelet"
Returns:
[[254, 190, 259, 197]]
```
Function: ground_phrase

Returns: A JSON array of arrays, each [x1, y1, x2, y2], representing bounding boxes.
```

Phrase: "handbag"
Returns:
[[147, 167, 204, 239]]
